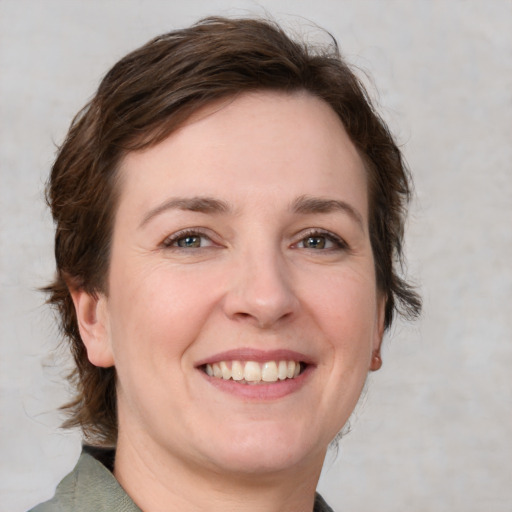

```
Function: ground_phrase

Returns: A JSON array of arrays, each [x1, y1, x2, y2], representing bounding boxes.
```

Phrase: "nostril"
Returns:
[[222, 271, 298, 328]]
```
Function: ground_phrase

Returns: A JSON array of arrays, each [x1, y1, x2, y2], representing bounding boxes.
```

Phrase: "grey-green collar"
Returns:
[[29, 449, 141, 512]]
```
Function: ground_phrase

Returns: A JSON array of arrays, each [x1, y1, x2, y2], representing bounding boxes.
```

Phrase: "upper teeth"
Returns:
[[205, 360, 301, 383]]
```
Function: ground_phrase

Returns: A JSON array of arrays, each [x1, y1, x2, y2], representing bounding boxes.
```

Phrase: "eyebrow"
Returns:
[[140, 196, 231, 228], [291, 195, 365, 230], [139, 194, 365, 230]]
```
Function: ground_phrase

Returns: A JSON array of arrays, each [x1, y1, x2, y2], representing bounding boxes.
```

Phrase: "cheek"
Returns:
[[106, 262, 219, 368], [305, 276, 379, 402], [304, 280, 378, 442], [308, 268, 378, 340]]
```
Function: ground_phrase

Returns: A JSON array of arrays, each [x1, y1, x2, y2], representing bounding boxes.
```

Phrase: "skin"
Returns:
[[72, 91, 385, 512]]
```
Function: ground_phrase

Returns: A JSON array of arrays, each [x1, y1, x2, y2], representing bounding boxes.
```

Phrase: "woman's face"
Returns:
[[81, 91, 384, 477]]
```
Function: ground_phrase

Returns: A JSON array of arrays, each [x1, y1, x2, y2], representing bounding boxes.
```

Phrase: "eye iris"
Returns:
[[305, 236, 326, 249], [177, 236, 201, 248]]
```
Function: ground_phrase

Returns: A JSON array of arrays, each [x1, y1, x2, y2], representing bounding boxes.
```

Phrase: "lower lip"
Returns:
[[200, 366, 313, 400]]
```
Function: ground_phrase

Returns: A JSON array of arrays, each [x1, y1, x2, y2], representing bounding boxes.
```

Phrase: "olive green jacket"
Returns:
[[29, 448, 140, 512], [29, 447, 334, 512]]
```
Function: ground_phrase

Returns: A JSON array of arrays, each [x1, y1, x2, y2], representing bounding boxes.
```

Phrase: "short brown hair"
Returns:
[[45, 16, 421, 446]]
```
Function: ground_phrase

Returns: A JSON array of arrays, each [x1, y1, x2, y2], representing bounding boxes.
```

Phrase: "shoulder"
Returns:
[[27, 464, 80, 512], [314, 492, 335, 512], [27, 448, 141, 512], [28, 497, 64, 512]]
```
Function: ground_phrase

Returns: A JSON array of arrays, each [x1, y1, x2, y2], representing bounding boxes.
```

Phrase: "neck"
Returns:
[[113, 429, 324, 512]]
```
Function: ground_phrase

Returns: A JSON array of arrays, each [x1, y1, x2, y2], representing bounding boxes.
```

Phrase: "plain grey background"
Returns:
[[1, 1, 511, 511]]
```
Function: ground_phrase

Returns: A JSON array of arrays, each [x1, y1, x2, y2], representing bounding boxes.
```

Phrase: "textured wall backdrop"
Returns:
[[1, 1, 511, 511]]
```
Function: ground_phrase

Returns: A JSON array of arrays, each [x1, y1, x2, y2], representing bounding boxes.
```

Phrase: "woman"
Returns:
[[31, 16, 420, 512]]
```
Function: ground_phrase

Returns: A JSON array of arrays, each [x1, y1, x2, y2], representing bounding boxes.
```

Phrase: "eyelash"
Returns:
[[161, 228, 348, 252], [294, 229, 349, 251], [161, 228, 214, 249]]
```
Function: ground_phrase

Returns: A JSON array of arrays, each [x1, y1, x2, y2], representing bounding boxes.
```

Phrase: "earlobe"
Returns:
[[370, 351, 383, 372], [370, 295, 386, 372], [70, 288, 114, 368]]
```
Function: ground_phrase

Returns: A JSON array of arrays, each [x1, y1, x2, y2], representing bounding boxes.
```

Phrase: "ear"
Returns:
[[370, 294, 386, 372], [70, 288, 114, 368]]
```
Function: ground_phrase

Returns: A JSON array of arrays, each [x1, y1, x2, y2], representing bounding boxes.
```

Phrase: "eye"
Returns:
[[176, 235, 204, 248], [295, 230, 348, 251], [162, 229, 215, 249], [301, 235, 331, 249]]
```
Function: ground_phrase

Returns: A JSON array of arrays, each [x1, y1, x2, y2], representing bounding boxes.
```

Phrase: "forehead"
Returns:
[[116, 91, 368, 220]]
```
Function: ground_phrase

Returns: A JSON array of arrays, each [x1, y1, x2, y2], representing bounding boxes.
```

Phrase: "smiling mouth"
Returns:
[[202, 360, 305, 384]]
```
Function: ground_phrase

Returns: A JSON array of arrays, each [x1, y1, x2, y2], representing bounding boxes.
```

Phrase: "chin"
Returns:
[[198, 421, 328, 476]]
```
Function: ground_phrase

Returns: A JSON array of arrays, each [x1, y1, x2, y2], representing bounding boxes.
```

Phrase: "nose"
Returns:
[[222, 246, 299, 329]]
